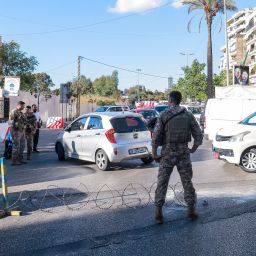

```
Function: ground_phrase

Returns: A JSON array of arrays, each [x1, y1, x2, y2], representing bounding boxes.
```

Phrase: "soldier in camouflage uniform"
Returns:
[[152, 91, 203, 224], [9, 101, 26, 165], [24, 106, 37, 160]]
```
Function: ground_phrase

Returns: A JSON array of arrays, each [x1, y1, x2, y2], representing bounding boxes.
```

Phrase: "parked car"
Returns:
[[55, 112, 153, 171], [95, 105, 130, 112], [212, 112, 256, 173], [155, 105, 169, 114], [132, 108, 159, 120], [181, 104, 202, 124]]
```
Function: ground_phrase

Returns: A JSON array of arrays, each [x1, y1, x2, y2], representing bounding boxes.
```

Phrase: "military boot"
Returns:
[[11, 158, 22, 166], [155, 206, 164, 224], [27, 153, 32, 160], [19, 156, 27, 164], [187, 206, 198, 221]]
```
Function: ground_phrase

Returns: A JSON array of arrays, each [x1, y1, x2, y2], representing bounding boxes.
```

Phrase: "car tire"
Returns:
[[141, 157, 154, 164], [240, 148, 256, 173], [56, 143, 65, 161], [95, 149, 110, 171]]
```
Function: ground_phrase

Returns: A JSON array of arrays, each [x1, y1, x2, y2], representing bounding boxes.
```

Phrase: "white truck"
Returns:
[[204, 86, 256, 141]]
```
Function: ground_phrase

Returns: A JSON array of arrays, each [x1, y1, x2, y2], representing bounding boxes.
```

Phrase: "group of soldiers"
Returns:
[[9, 101, 41, 165]]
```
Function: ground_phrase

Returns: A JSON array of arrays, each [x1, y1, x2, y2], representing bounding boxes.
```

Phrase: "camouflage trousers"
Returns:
[[26, 133, 33, 155], [155, 152, 196, 207], [11, 130, 25, 162]]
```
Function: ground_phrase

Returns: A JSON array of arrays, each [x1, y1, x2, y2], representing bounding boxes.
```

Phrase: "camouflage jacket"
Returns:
[[24, 112, 37, 134], [9, 109, 26, 132], [152, 105, 203, 154]]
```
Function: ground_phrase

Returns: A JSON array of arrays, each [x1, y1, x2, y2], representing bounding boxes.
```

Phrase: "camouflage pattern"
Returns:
[[9, 109, 26, 162], [24, 112, 37, 157], [152, 105, 203, 208]]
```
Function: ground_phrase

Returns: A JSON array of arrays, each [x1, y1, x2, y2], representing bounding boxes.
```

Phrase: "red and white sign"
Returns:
[[46, 117, 64, 129], [135, 101, 159, 109]]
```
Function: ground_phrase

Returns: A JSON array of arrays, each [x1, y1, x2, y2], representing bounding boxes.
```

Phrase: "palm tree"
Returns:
[[181, 0, 237, 98]]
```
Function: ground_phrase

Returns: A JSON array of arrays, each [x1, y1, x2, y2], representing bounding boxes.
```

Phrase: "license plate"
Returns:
[[129, 147, 147, 155], [214, 152, 219, 159]]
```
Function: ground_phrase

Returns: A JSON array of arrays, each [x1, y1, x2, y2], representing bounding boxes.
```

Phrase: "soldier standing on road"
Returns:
[[24, 106, 37, 160], [9, 101, 26, 166], [152, 91, 203, 224], [32, 104, 42, 153]]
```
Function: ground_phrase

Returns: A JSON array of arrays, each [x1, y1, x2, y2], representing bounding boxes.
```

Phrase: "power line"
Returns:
[[1, 1, 171, 37], [80, 56, 168, 79]]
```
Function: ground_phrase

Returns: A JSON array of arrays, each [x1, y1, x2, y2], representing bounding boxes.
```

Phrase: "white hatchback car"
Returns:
[[212, 112, 256, 173], [55, 112, 153, 171]]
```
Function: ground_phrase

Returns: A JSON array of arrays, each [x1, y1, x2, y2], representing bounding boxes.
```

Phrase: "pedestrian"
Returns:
[[9, 101, 26, 165], [24, 106, 37, 160], [32, 104, 42, 152], [152, 91, 203, 224]]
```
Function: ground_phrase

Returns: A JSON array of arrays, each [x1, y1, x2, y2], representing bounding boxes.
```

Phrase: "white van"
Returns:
[[204, 98, 256, 140]]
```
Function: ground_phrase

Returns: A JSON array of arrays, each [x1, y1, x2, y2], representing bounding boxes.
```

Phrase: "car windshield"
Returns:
[[240, 112, 256, 126], [140, 111, 158, 120], [110, 116, 147, 133], [155, 105, 168, 113], [95, 107, 108, 112], [188, 107, 201, 115]]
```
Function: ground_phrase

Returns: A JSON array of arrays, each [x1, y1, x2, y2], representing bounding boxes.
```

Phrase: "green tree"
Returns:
[[182, 0, 237, 98], [0, 40, 38, 90], [213, 69, 233, 86], [174, 60, 207, 102], [31, 73, 54, 110], [71, 75, 93, 96]]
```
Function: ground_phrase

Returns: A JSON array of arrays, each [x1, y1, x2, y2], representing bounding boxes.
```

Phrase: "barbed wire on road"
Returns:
[[0, 182, 189, 214]]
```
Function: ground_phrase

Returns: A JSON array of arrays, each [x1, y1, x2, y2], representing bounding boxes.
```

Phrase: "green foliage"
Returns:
[[213, 69, 232, 86], [0, 40, 38, 90], [71, 75, 93, 96], [93, 70, 119, 98], [174, 59, 207, 102], [97, 100, 116, 106]]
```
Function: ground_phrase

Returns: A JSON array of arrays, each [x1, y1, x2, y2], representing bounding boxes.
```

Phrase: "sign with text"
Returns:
[[4, 77, 20, 96]]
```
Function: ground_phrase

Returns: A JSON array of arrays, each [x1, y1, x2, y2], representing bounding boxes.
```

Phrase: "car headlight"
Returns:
[[229, 131, 251, 142]]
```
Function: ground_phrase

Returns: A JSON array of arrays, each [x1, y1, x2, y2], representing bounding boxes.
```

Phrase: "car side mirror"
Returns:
[[65, 126, 71, 133]]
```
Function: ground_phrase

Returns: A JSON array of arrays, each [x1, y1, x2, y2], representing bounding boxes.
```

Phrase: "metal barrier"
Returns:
[[0, 157, 21, 218]]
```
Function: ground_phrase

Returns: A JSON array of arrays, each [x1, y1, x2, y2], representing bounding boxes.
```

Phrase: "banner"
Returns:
[[4, 77, 20, 97], [234, 66, 249, 86], [0, 123, 10, 143]]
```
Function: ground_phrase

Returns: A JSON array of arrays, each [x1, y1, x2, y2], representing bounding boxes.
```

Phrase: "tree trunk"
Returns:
[[207, 16, 214, 98]]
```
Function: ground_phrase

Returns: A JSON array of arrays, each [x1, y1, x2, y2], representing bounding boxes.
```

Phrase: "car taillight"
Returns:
[[204, 116, 206, 129], [105, 128, 116, 144]]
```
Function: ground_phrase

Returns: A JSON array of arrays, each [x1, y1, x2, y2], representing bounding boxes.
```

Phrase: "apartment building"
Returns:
[[220, 8, 256, 85]]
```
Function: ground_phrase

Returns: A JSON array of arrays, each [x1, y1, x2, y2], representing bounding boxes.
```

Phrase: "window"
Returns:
[[109, 107, 123, 112], [110, 117, 147, 133], [95, 107, 108, 112], [241, 112, 256, 126], [87, 116, 103, 130], [70, 117, 87, 131]]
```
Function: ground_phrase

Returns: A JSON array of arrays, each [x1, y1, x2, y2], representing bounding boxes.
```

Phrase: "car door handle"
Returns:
[[77, 135, 81, 137], [95, 133, 100, 135]]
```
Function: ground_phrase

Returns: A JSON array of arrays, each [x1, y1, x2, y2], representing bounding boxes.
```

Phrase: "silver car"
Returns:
[[55, 112, 153, 171]]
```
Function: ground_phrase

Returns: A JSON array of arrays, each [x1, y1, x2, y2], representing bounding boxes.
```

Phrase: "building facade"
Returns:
[[220, 8, 256, 85]]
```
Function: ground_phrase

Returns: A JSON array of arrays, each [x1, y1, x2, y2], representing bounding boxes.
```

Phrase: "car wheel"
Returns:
[[95, 149, 110, 171], [240, 148, 256, 173], [141, 157, 154, 164], [56, 143, 65, 161]]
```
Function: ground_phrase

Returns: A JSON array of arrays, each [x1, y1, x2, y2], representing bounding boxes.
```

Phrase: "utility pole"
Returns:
[[136, 68, 141, 102], [0, 36, 3, 81], [224, 0, 230, 86], [77, 56, 81, 117]]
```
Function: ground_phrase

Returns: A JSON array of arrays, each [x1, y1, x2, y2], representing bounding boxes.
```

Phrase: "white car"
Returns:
[[212, 112, 256, 173], [95, 105, 130, 112], [55, 112, 153, 171]]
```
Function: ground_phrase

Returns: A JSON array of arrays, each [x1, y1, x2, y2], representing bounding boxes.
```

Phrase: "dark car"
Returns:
[[132, 108, 159, 120], [155, 105, 169, 114]]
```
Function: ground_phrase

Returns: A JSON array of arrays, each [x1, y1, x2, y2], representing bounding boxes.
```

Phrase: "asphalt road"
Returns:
[[1, 129, 256, 256]]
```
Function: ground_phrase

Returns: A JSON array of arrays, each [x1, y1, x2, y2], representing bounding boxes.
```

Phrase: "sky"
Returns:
[[0, 0, 254, 92]]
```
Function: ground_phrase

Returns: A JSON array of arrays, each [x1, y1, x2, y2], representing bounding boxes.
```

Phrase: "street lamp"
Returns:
[[180, 52, 195, 67], [224, 0, 230, 86], [136, 68, 142, 102]]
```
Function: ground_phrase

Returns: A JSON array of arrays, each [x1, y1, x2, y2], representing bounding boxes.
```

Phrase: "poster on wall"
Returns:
[[234, 65, 249, 86], [4, 77, 20, 96]]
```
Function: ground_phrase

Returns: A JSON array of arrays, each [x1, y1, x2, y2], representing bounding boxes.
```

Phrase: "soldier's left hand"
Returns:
[[152, 155, 161, 163]]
